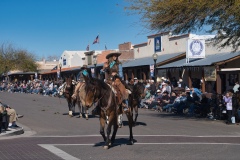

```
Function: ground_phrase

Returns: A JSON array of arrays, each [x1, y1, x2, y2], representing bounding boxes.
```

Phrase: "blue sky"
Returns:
[[0, 0, 155, 59]]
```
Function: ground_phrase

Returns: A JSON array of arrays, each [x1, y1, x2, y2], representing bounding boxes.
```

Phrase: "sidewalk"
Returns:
[[0, 126, 24, 137]]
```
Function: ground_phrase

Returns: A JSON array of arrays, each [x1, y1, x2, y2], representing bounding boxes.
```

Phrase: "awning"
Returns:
[[122, 52, 185, 68]]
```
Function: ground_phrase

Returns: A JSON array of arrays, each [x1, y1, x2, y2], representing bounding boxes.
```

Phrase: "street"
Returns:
[[1, 92, 240, 160]]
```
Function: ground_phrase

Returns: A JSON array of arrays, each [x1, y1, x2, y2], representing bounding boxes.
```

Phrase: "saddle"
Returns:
[[106, 77, 130, 106]]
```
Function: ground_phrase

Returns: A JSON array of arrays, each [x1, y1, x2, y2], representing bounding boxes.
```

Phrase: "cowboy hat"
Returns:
[[106, 52, 121, 59], [80, 64, 88, 70]]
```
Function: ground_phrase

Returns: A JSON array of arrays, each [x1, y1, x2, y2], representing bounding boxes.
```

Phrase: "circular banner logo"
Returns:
[[190, 40, 204, 55]]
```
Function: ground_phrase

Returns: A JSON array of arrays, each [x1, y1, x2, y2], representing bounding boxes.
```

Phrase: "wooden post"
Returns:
[[216, 65, 222, 94], [188, 70, 192, 88], [201, 69, 206, 93]]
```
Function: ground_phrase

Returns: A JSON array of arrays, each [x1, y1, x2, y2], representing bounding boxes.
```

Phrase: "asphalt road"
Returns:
[[1, 92, 240, 160]]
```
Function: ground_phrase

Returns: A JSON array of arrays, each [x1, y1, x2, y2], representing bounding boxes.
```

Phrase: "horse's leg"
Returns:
[[118, 114, 123, 128], [72, 99, 76, 116], [99, 112, 106, 142], [84, 106, 88, 120], [104, 114, 115, 149], [125, 108, 134, 145], [134, 105, 138, 126], [67, 99, 73, 117], [110, 113, 119, 145], [77, 101, 82, 118]]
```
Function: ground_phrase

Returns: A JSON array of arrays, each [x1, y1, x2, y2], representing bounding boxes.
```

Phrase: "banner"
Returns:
[[57, 71, 60, 78], [187, 39, 205, 58], [91, 68, 95, 78], [150, 64, 154, 77], [204, 66, 216, 81], [154, 36, 161, 52], [119, 64, 123, 79], [35, 72, 38, 79]]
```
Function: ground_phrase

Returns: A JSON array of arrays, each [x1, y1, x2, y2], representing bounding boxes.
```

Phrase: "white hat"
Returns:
[[134, 77, 138, 80], [157, 89, 161, 93], [179, 78, 183, 82]]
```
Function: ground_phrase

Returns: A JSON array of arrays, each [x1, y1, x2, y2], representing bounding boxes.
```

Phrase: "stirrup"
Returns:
[[123, 106, 129, 112]]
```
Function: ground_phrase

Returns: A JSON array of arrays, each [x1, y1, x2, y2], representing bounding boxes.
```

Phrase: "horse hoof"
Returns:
[[127, 141, 134, 145], [103, 145, 109, 149], [86, 117, 88, 120]]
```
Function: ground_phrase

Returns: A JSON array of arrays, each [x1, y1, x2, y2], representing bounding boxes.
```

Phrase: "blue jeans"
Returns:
[[163, 104, 174, 112]]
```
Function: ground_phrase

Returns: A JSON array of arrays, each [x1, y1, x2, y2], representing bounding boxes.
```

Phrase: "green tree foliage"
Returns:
[[0, 43, 38, 75], [125, 0, 240, 51]]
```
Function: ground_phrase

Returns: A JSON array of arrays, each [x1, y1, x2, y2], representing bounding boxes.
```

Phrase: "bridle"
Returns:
[[85, 81, 113, 113]]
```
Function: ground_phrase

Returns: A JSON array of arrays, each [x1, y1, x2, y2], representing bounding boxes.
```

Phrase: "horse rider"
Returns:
[[71, 65, 89, 100], [104, 52, 132, 111]]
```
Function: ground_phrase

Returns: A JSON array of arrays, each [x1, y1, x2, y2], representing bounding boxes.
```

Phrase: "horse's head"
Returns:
[[82, 74, 98, 108], [65, 75, 75, 91], [133, 82, 146, 99], [82, 74, 109, 108]]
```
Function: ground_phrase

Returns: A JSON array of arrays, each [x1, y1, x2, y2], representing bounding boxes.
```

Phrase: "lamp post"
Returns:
[[152, 53, 158, 82], [5, 66, 8, 82], [93, 59, 97, 78], [59, 62, 62, 80]]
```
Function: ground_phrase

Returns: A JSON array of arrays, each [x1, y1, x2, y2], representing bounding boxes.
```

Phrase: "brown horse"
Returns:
[[76, 82, 89, 120], [63, 76, 76, 117], [81, 75, 135, 149], [131, 82, 145, 125]]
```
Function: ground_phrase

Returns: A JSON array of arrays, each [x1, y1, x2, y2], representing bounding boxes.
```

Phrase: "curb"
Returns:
[[0, 127, 24, 137]]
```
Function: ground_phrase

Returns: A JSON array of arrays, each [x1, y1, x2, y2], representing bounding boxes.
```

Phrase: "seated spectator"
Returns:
[[188, 92, 200, 116], [172, 92, 187, 114], [184, 92, 193, 113], [163, 91, 177, 112], [140, 88, 151, 108], [198, 94, 210, 117], [208, 94, 218, 119], [145, 89, 162, 109], [157, 91, 170, 112], [5, 105, 19, 128], [0, 103, 9, 132]]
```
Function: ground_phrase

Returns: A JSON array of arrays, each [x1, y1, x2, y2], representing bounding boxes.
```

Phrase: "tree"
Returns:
[[0, 43, 39, 75], [125, 0, 240, 51]]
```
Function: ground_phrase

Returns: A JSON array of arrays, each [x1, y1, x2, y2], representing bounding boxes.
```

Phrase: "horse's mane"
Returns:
[[92, 78, 110, 91]]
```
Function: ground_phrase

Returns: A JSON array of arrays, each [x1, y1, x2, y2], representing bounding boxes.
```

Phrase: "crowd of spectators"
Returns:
[[132, 76, 240, 125], [0, 79, 61, 97]]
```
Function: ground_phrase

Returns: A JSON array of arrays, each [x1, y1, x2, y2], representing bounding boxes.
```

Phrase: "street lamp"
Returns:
[[5, 66, 8, 82], [93, 57, 97, 78], [152, 53, 158, 82], [59, 62, 62, 79]]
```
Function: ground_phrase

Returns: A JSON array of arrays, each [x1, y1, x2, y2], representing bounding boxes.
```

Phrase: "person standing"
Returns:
[[223, 91, 233, 124]]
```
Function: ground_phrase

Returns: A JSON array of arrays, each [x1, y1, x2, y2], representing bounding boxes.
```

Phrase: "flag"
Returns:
[[93, 35, 99, 44], [86, 44, 89, 51], [105, 44, 107, 50], [51, 65, 58, 71]]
